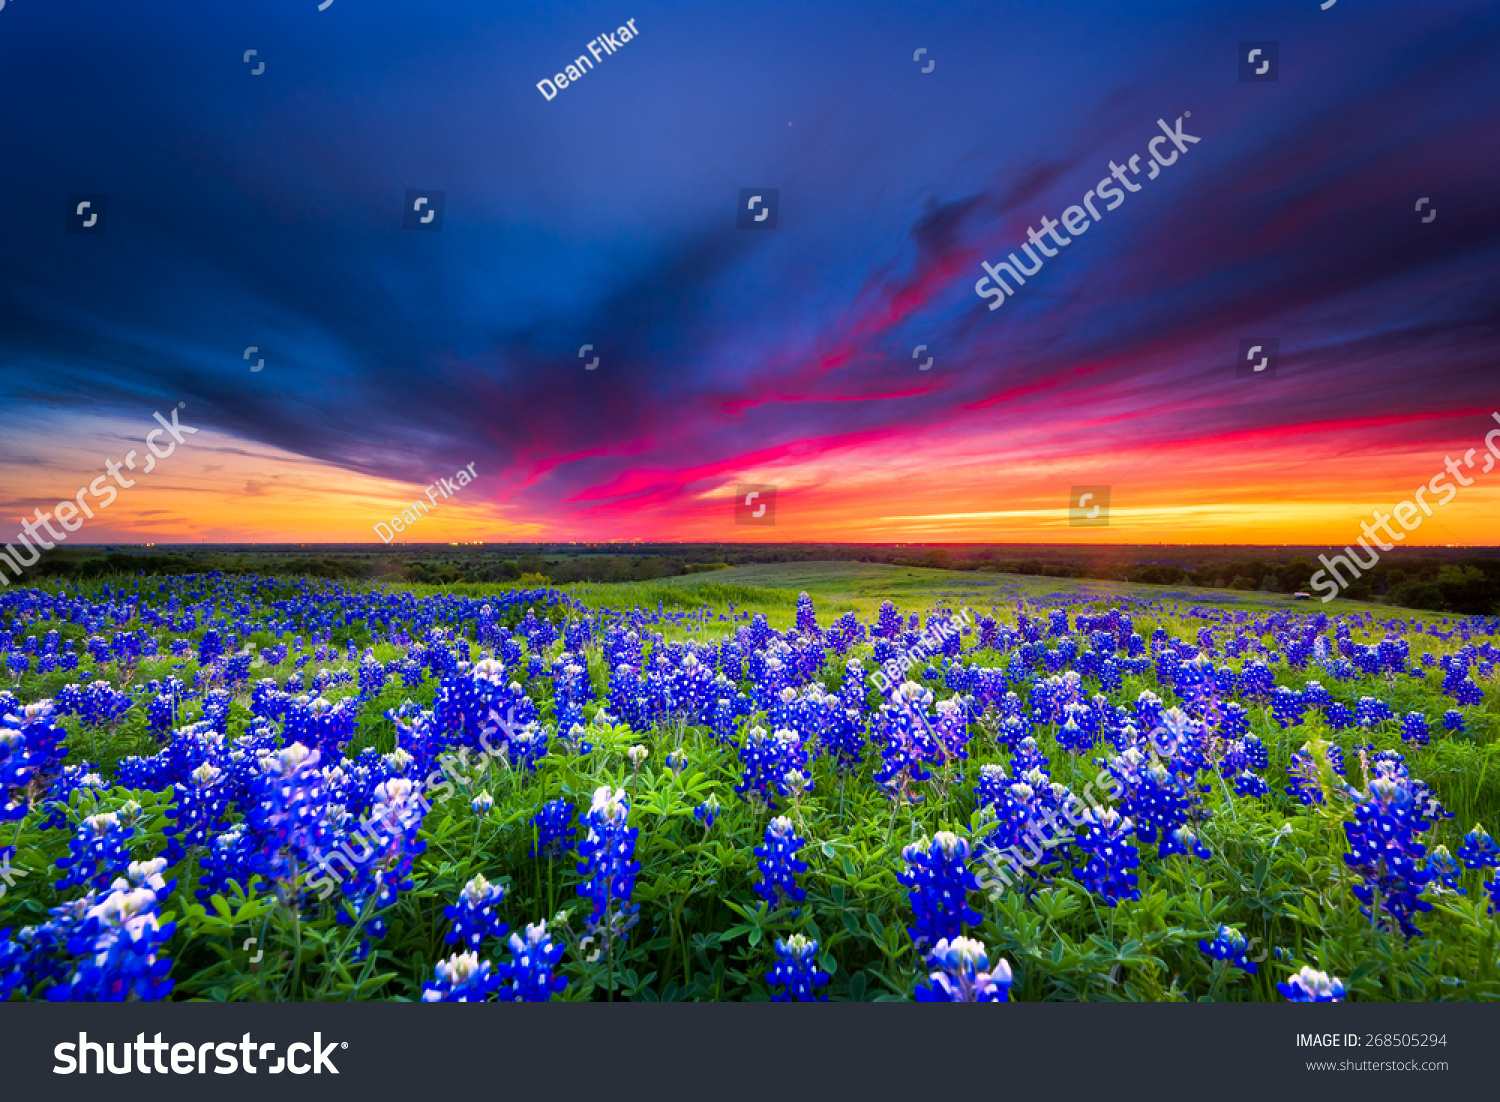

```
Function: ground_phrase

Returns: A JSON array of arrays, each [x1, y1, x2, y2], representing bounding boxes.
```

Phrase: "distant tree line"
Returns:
[[20, 546, 1500, 614]]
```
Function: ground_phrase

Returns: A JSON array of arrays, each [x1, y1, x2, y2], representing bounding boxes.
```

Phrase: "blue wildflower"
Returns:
[[46, 859, 176, 1002], [444, 873, 509, 952], [1199, 925, 1258, 974], [1456, 824, 1500, 871], [1278, 967, 1346, 1002], [694, 793, 721, 832], [915, 937, 1013, 1002], [500, 921, 568, 1002], [1072, 807, 1141, 906], [754, 816, 809, 911], [1343, 770, 1435, 938], [56, 811, 135, 892], [529, 798, 576, 859], [422, 951, 504, 1002], [767, 933, 829, 1002], [899, 831, 983, 956], [576, 785, 640, 942]]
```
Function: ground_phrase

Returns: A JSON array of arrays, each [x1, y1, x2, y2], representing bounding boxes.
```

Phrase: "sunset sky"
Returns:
[[1, 0, 1497, 546]]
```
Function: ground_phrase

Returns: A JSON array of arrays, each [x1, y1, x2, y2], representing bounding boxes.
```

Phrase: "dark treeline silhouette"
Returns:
[[21, 544, 1500, 614]]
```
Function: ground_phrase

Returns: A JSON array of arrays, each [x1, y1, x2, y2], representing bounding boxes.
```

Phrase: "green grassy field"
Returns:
[[2, 561, 1496, 1002]]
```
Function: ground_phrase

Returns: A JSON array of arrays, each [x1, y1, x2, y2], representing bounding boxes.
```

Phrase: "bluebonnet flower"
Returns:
[[795, 591, 820, 636], [38, 765, 108, 830], [195, 822, 261, 902], [1456, 824, 1500, 871], [1400, 712, 1430, 746], [1278, 967, 1346, 1002], [874, 601, 904, 640], [333, 777, 429, 954], [246, 742, 331, 887], [1300, 680, 1333, 711], [2, 700, 70, 820], [1241, 733, 1269, 769], [767, 934, 829, 1002], [529, 798, 576, 859], [915, 937, 1013, 1002], [500, 921, 569, 1002], [1424, 845, 1465, 895], [873, 684, 942, 802], [694, 793, 721, 832], [665, 748, 688, 773], [735, 726, 811, 809], [422, 951, 505, 1002], [146, 680, 185, 735], [1073, 807, 1141, 906], [444, 873, 509, 951], [1270, 687, 1306, 729], [1285, 749, 1326, 807], [282, 694, 360, 758], [508, 723, 549, 774], [1232, 770, 1268, 798], [1441, 709, 1465, 734], [163, 762, 231, 862], [47, 859, 177, 1002], [56, 811, 135, 891], [358, 655, 388, 699], [1108, 752, 1196, 855], [197, 629, 224, 667], [1355, 696, 1394, 729], [1237, 662, 1275, 699], [1343, 771, 1435, 938], [576, 786, 640, 941], [1161, 824, 1212, 861], [899, 832, 982, 956], [471, 791, 494, 815], [754, 816, 809, 911], [1199, 925, 1258, 973]]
